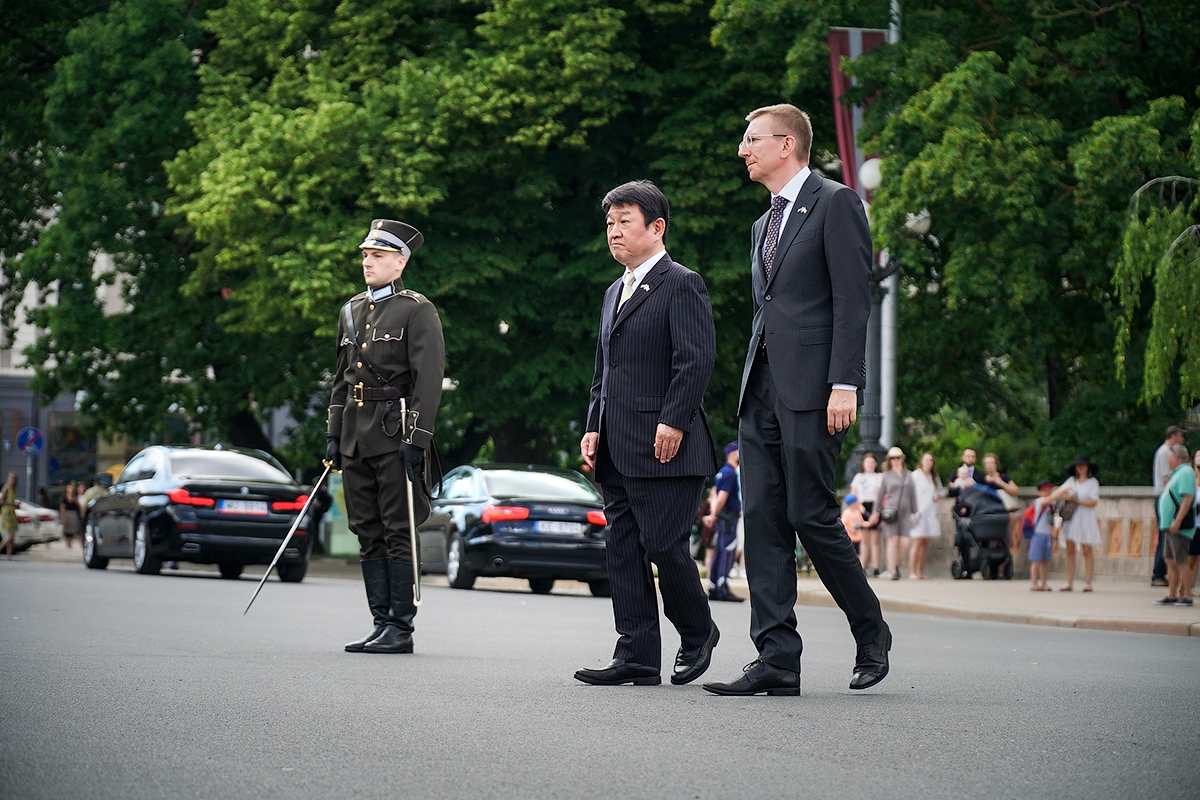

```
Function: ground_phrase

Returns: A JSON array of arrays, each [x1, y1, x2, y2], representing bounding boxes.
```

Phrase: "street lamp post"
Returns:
[[845, 256, 899, 486]]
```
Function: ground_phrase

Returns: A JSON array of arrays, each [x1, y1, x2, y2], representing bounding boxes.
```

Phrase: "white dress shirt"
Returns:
[[621, 249, 666, 295], [764, 167, 855, 393]]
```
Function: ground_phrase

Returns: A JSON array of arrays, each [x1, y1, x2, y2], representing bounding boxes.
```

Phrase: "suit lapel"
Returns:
[[612, 254, 670, 330], [765, 171, 823, 292], [751, 213, 768, 289]]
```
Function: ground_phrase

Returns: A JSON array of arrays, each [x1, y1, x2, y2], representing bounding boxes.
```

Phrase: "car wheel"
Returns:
[[588, 580, 611, 598], [528, 578, 554, 595], [446, 534, 475, 589], [83, 521, 108, 570], [277, 560, 307, 583], [218, 562, 244, 580], [132, 518, 161, 575]]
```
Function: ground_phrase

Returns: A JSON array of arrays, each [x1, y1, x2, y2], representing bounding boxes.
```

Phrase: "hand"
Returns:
[[398, 441, 424, 484], [580, 432, 599, 470], [827, 388, 857, 435], [703, 514, 717, 529], [654, 424, 684, 463], [324, 436, 342, 470], [1170, 520, 1182, 535]]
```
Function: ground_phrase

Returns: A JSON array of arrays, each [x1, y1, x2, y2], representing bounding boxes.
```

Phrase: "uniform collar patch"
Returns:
[[369, 283, 396, 302]]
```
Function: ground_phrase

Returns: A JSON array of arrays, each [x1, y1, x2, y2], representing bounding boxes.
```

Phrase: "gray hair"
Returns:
[[1169, 443, 1189, 460]]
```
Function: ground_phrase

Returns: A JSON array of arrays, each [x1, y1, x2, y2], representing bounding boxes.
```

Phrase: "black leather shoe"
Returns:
[[345, 558, 390, 652], [709, 590, 745, 603], [671, 623, 719, 685], [849, 621, 892, 690], [702, 660, 801, 696], [574, 659, 661, 686]]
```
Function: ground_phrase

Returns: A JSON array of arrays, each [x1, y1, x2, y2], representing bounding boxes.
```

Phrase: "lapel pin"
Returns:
[[799, 206, 808, 214], [642, 284, 651, 291]]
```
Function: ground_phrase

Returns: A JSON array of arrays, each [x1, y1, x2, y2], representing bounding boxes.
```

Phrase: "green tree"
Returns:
[[168, 0, 832, 467]]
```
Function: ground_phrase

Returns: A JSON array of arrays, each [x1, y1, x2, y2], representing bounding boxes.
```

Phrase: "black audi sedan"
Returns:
[[418, 464, 609, 596], [83, 445, 313, 581]]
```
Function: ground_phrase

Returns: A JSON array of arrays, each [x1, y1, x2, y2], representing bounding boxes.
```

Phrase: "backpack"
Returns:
[[1022, 502, 1048, 540]]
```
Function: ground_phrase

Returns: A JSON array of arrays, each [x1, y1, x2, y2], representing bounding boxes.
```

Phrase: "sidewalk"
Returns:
[[737, 571, 1200, 638], [16, 539, 1200, 637]]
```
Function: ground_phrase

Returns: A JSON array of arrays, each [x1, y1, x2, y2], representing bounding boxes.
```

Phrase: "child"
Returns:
[[1028, 480, 1055, 591], [840, 494, 867, 566]]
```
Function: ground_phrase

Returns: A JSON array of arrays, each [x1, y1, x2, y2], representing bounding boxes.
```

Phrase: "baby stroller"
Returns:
[[951, 487, 1014, 580]]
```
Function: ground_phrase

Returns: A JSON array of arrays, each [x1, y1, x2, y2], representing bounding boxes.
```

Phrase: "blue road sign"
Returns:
[[16, 427, 44, 457]]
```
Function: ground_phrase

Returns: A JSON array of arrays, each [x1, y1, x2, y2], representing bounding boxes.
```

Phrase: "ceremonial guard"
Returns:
[[327, 219, 445, 654]]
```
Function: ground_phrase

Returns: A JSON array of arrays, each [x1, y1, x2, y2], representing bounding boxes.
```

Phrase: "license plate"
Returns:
[[534, 520, 584, 535], [218, 499, 268, 516]]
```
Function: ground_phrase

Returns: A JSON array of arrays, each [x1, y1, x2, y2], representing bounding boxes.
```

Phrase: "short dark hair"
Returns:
[[601, 180, 670, 241]]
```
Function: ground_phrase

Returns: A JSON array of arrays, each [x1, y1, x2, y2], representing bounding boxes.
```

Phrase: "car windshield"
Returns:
[[482, 470, 601, 502], [169, 451, 293, 484]]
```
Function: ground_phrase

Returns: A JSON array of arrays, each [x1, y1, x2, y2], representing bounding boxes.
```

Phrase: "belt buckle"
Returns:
[[353, 382, 365, 407]]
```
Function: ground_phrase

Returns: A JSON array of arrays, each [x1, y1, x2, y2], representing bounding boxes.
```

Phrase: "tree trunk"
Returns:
[[1046, 350, 1060, 420], [491, 419, 554, 465], [225, 409, 278, 459], [437, 418, 490, 473]]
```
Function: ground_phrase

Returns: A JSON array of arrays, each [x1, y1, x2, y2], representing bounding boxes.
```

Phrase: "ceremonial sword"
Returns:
[[402, 398, 423, 607], [243, 460, 335, 615]]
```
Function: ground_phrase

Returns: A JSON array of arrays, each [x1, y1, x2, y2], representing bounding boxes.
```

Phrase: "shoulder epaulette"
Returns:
[[398, 289, 426, 302]]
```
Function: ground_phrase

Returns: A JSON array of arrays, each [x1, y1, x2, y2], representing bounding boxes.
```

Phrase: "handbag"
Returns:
[[879, 476, 907, 523], [1056, 499, 1078, 520]]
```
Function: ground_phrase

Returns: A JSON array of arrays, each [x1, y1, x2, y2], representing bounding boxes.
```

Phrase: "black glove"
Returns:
[[325, 436, 342, 470], [398, 441, 424, 484]]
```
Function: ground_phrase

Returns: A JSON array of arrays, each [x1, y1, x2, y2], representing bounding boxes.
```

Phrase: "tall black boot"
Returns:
[[344, 558, 391, 652], [363, 560, 416, 654]]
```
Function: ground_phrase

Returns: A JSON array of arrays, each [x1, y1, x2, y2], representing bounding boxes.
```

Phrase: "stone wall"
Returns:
[[923, 486, 1159, 579]]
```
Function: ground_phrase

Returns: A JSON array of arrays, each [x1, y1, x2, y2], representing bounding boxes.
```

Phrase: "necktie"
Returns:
[[762, 194, 789, 281], [618, 270, 636, 310]]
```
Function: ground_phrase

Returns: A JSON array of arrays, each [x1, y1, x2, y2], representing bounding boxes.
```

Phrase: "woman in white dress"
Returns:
[[849, 452, 883, 574], [908, 452, 943, 580], [1049, 455, 1101, 592]]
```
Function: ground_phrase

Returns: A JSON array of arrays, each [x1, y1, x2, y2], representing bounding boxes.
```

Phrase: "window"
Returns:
[[116, 453, 148, 485], [442, 472, 478, 500], [482, 470, 601, 502], [168, 451, 292, 484]]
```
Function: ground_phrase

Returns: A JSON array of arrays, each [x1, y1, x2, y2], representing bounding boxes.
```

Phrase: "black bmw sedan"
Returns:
[[418, 464, 609, 596], [83, 445, 313, 581]]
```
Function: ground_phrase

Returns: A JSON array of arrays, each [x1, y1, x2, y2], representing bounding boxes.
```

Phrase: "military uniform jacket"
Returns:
[[327, 280, 445, 458]]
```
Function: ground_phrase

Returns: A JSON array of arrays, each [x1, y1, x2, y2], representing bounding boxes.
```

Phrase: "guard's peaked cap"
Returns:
[[358, 219, 424, 257]]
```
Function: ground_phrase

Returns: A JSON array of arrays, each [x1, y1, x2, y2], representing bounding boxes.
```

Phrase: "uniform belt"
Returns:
[[352, 382, 413, 405]]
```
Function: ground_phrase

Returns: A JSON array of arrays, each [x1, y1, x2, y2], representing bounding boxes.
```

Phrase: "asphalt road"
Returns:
[[2, 561, 1197, 800]]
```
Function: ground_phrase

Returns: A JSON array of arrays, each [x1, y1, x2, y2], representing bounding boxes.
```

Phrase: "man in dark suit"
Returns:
[[946, 447, 984, 498], [704, 104, 891, 697], [575, 180, 721, 687]]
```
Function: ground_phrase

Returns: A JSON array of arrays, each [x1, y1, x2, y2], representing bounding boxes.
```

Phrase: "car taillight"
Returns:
[[39, 514, 55, 522], [271, 495, 309, 512], [481, 506, 530, 523], [16, 515, 31, 524], [586, 510, 607, 526], [166, 488, 216, 507]]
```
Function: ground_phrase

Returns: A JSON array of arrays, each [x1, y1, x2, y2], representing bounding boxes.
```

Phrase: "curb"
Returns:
[[792, 585, 1200, 638]]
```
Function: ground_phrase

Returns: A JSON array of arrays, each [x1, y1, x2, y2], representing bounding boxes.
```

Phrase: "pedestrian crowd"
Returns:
[[837, 424, 1200, 604]]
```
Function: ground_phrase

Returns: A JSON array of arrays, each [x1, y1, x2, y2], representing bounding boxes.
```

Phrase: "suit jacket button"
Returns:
[[765, 294, 772, 301]]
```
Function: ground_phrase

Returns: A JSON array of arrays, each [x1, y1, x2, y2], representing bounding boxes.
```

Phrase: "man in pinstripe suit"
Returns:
[[704, 104, 890, 697], [575, 180, 721, 687]]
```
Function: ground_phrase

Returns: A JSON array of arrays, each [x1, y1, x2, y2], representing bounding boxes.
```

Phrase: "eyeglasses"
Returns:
[[741, 133, 790, 148]]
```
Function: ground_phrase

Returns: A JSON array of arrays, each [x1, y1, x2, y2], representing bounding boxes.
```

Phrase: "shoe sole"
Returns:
[[362, 645, 415, 654], [574, 675, 662, 686], [701, 685, 801, 696]]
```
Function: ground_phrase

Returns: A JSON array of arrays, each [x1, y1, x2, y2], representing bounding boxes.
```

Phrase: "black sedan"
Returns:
[[83, 445, 314, 581], [418, 464, 609, 596]]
